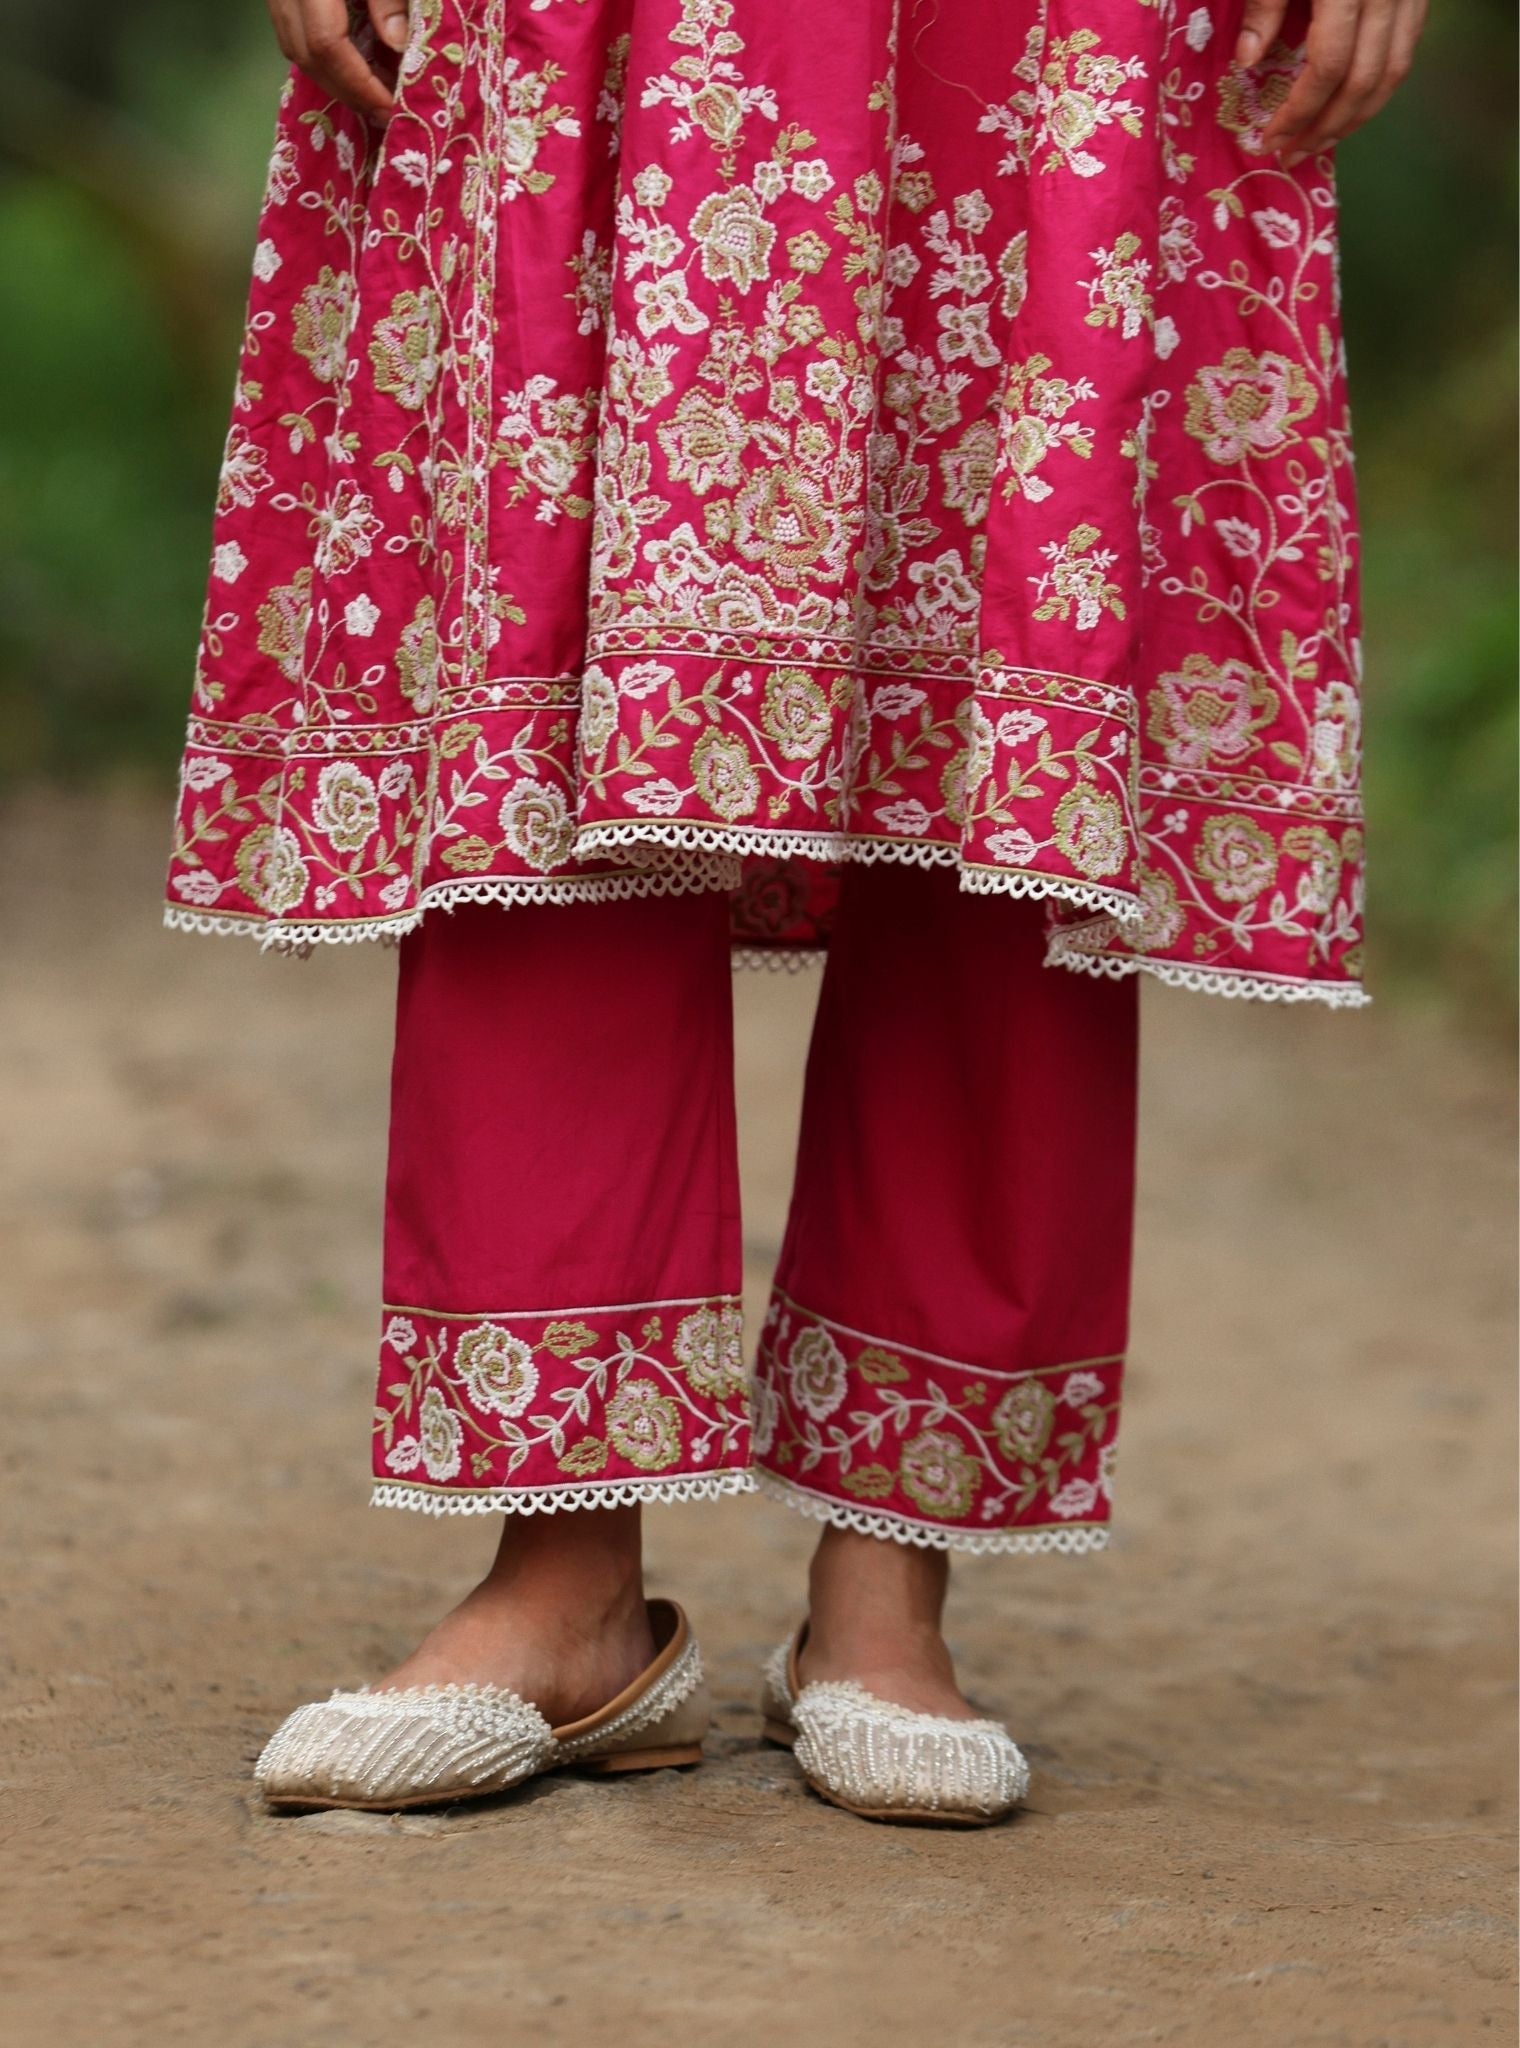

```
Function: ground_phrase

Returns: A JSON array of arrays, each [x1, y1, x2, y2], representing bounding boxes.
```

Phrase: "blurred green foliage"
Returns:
[[0, 1, 1514, 1006]]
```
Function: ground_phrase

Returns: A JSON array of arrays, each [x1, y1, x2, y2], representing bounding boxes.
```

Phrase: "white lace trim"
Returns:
[[1044, 931, 1372, 1009], [755, 1471, 1111, 1558], [162, 856, 740, 954], [731, 946, 823, 974], [577, 818, 1146, 927], [163, 907, 277, 942], [164, 839, 1368, 1011], [371, 1469, 757, 1517]]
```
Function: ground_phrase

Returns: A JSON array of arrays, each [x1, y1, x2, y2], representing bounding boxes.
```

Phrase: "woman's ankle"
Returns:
[[479, 1503, 648, 1633], [375, 1506, 654, 1713], [799, 1526, 974, 1715], [806, 1524, 950, 1639]]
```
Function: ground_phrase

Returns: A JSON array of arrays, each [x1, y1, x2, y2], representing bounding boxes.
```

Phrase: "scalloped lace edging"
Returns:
[[754, 1471, 1111, 1558], [578, 818, 1146, 926], [164, 843, 1365, 1010], [370, 1469, 757, 1517], [164, 906, 282, 943], [162, 857, 740, 953], [731, 946, 824, 974], [164, 833, 1146, 956], [579, 818, 969, 871], [1043, 934, 1372, 1009]]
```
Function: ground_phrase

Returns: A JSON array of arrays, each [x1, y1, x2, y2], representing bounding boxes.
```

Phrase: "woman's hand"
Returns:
[[1237, 0, 1427, 168], [265, 0, 412, 124]]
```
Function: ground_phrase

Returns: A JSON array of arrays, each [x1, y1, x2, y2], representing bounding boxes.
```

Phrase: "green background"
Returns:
[[1, 1, 1514, 1009]]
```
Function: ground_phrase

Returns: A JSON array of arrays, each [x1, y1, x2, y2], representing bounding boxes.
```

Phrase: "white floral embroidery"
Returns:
[[454, 1323, 539, 1419], [418, 1388, 463, 1482], [1048, 1477, 1100, 1519], [789, 1326, 848, 1422], [1061, 1370, 1106, 1407]]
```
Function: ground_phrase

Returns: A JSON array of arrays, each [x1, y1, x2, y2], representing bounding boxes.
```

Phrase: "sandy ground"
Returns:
[[0, 789, 1514, 2048]]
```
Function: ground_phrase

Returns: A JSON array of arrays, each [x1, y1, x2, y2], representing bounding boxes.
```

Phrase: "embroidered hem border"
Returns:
[[163, 834, 1366, 1008], [163, 853, 742, 953], [754, 1471, 1111, 1558], [752, 1290, 1124, 1552], [1045, 929, 1373, 1008], [363, 1284, 1129, 1551], [372, 1294, 753, 1503]]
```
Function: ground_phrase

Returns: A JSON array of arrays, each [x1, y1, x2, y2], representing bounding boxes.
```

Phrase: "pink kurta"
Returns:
[[166, 0, 1367, 1005]]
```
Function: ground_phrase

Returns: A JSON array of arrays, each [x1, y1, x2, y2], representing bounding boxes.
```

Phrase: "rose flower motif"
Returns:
[[674, 1304, 746, 1400], [788, 1326, 848, 1422], [605, 1378, 683, 1472], [453, 1322, 539, 1420], [899, 1430, 980, 1520]]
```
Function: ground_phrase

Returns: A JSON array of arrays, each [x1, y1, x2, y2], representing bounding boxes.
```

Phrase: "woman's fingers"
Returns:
[[367, 0, 411, 56], [1280, 0, 1399, 161], [305, 0, 396, 121], [1258, 0, 1362, 157], [266, 0, 396, 122], [1389, 0, 1429, 82], [264, 0, 306, 66], [1235, 0, 1291, 69], [1250, 0, 1423, 169]]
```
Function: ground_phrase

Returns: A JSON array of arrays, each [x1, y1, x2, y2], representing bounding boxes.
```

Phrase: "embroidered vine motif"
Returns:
[[371, 1285, 1122, 1538], [166, 0, 1365, 1005], [374, 1297, 751, 1500], [752, 1291, 1121, 1542]]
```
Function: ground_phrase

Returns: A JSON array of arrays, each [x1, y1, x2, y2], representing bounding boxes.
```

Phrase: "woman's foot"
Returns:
[[763, 1528, 1027, 1824], [256, 1584, 709, 1813], [374, 1504, 656, 1726], [796, 1523, 980, 1720]]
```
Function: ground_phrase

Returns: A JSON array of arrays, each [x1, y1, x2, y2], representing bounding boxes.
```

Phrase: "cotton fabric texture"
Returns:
[[165, 0, 1367, 1007], [375, 870, 1138, 1551]]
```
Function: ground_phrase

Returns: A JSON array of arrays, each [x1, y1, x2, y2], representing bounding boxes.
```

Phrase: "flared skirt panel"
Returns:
[[166, 0, 1367, 1004]]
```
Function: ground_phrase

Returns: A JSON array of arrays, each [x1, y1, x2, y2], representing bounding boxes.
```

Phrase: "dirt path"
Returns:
[[1, 791, 1514, 2047]]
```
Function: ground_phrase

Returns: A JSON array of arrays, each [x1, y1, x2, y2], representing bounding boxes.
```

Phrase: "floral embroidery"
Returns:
[[418, 1387, 464, 1483], [605, 1379, 684, 1471], [313, 763, 380, 853], [374, 1295, 751, 1503], [899, 1430, 982, 1521], [374, 1275, 1125, 1538], [1182, 348, 1316, 467], [755, 1291, 1121, 1548], [789, 1324, 849, 1422], [1146, 654, 1279, 771], [453, 1322, 540, 1418], [369, 291, 444, 411], [672, 1301, 746, 1397], [991, 1379, 1055, 1461], [165, 0, 1366, 1008], [1196, 813, 1278, 904]]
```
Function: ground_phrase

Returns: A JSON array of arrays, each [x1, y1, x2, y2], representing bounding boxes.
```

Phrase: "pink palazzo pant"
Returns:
[[373, 866, 1139, 1555]]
